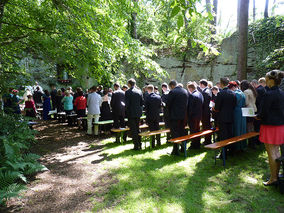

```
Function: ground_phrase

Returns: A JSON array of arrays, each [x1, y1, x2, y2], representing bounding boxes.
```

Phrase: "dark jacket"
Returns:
[[125, 87, 143, 118], [201, 87, 211, 119], [145, 92, 162, 122], [167, 86, 188, 120], [188, 90, 204, 121], [110, 89, 125, 116], [256, 85, 266, 112], [214, 87, 237, 123], [258, 86, 284, 126]]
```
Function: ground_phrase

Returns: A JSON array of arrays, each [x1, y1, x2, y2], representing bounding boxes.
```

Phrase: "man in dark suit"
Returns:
[[145, 85, 162, 148], [50, 85, 57, 110], [214, 77, 237, 143], [199, 79, 212, 145], [161, 83, 170, 140], [167, 80, 189, 155], [111, 83, 126, 129], [125, 78, 143, 150], [187, 82, 204, 149]]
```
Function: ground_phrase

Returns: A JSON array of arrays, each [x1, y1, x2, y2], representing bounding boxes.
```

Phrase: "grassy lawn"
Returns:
[[89, 136, 284, 213]]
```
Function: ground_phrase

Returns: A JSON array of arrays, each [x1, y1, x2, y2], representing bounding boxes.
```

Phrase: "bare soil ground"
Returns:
[[2, 120, 111, 213]]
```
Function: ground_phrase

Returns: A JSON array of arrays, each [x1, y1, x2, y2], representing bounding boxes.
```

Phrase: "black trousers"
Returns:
[[113, 113, 125, 129], [218, 122, 233, 141], [148, 119, 160, 147], [202, 113, 212, 144], [128, 117, 141, 149], [170, 119, 186, 154], [188, 117, 201, 148]]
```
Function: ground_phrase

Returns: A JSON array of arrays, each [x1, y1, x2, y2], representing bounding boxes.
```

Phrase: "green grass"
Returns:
[[90, 136, 284, 213]]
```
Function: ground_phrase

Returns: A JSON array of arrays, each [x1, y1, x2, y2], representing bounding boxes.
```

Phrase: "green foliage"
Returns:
[[248, 16, 284, 76], [0, 114, 46, 205]]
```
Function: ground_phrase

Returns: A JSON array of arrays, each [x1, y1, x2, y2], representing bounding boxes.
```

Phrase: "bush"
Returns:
[[0, 114, 46, 206]]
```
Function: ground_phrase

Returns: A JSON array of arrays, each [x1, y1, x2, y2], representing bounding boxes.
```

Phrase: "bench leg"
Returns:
[[94, 124, 99, 136], [222, 147, 226, 167], [183, 141, 187, 157], [115, 132, 120, 143], [214, 150, 217, 165]]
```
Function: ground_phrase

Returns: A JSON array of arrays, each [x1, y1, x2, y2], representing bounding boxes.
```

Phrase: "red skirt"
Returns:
[[259, 124, 284, 145]]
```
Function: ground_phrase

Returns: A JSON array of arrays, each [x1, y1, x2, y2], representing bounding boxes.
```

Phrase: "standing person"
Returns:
[[211, 86, 219, 127], [55, 90, 64, 112], [42, 90, 51, 120], [257, 70, 284, 186], [87, 86, 102, 136], [161, 83, 170, 139], [24, 95, 36, 117], [187, 82, 204, 149], [3, 88, 14, 114], [229, 81, 247, 151], [50, 85, 57, 110], [199, 79, 212, 145], [33, 87, 43, 108], [11, 89, 21, 114], [74, 90, 87, 117], [167, 80, 189, 155], [125, 78, 143, 150], [145, 84, 162, 148], [100, 89, 112, 121], [110, 83, 126, 129], [62, 91, 73, 115], [214, 77, 237, 154], [241, 80, 257, 148]]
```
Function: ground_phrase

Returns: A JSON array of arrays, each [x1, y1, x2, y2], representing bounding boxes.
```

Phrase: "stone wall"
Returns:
[[155, 32, 258, 85]]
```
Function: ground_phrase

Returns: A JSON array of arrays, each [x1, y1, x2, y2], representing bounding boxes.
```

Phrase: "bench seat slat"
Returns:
[[139, 129, 170, 137], [204, 132, 259, 150], [168, 128, 219, 143]]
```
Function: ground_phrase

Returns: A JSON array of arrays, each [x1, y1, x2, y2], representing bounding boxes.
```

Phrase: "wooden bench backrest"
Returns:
[[204, 132, 259, 150]]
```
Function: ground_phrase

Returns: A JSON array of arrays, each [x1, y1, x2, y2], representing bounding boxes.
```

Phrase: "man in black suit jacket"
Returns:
[[145, 85, 162, 148], [187, 82, 204, 149], [111, 83, 126, 129], [199, 79, 212, 145], [167, 80, 189, 155], [214, 77, 237, 142], [125, 78, 143, 150]]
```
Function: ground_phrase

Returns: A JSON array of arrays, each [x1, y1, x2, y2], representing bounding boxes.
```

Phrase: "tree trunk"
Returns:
[[264, 0, 269, 18], [0, 0, 8, 31], [237, 0, 249, 80], [213, 0, 218, 27], [130, 0, 138, 39], [253, 0, 256, 22], [206, 0, 211, 14]]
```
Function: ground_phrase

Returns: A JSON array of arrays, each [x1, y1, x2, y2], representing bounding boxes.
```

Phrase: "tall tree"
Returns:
[[131, 0, 138, 39], [253, 0, 256, 21], [237, 0, 249, 80], [264, 0, 269, 18]]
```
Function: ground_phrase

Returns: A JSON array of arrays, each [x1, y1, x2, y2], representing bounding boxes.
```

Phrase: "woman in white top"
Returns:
[[241, 80, 258, 148]]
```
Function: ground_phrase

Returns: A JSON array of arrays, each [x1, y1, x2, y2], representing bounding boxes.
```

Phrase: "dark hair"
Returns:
[[266, 70, 284, 86], [128, 78, 136, 87], [220, 77, 229, 86], [122, 85, 128, 90], [199, 79, 208, 87], [169, 80, 177, 87], [212, 86, 219, 91], [235, 80, 240, 86], [44, 90, 50, 96], [114, 82, 120, 88], [240, 80, 257, 97], [78, 91, 84, 96], [61, 88, 65, 93], [76, 87, 82, 93], [154, 86, 158, 90], [90, 86, 97, 91]]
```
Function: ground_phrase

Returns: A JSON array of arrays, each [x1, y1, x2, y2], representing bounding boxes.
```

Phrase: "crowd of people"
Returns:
[[2, 70, 284, 186]]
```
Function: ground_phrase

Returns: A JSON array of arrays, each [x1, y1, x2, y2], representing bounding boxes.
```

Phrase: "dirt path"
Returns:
[[3, 120, 111, 213]]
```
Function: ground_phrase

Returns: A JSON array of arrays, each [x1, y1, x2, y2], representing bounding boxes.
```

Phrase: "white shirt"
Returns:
[[87, 92, 102, 115]]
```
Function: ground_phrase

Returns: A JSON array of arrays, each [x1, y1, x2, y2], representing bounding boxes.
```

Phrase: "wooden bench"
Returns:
[[168, 128, 219, 157], [205, 132, 259, 167], [139, 128, 170, 149], [111, 122, 165, 144]]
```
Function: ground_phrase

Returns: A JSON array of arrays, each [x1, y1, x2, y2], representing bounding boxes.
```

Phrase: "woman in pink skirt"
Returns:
[[257, 70, 284, 186]]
